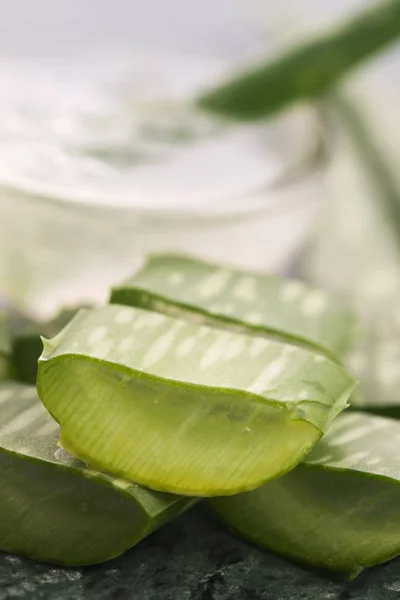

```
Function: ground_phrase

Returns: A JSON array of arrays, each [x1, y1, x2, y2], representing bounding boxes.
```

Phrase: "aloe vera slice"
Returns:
[[11, 307, 79, 385], [37, 304, 355, 496], [110, 254, 359, 361], [0, 381, 195, 566], [210, 411, 400, 578]]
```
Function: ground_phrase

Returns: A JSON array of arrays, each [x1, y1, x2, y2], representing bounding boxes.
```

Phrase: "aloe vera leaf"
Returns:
[[0, 380, 195, 566], [37, 304, 355, 496], [11, 307, 80, 385], [210, 411, 400, 578], [110, 254, 359, 361], [196, 0, 400, 121]]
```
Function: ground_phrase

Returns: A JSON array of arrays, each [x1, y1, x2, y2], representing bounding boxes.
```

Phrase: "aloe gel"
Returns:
[[110, 254, 359, 360], [210, 411, 400, 578], [37, 305, 355, 497], [0, 381, 195, 566]]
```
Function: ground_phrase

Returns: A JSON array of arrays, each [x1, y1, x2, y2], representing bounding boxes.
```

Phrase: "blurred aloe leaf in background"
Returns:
[[197, 0, 400, 120]]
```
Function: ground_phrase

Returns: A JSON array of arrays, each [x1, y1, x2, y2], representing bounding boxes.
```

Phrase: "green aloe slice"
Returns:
[[0, 381, 195, 566], [110, 254, 359, 361], [210, 411, 400, 579], [196, 0, 400, 120], [11, 307, 80, 385], [37, 305, 355, 496]]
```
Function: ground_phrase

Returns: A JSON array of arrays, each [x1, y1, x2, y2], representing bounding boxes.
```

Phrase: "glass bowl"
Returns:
[[0, 51, 328, 318]]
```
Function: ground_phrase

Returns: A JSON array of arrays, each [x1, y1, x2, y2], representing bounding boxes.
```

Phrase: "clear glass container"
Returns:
[[0, 50, 328, 319]]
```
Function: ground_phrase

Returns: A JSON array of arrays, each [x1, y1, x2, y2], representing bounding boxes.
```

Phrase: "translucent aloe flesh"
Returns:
[[37, 304, 355, 496], [0, 381, 195, 566], [110, 254, 359, 361], [11, 307, 80, 385], [196, 0, 400, 120], [210, 411, 400, 578]]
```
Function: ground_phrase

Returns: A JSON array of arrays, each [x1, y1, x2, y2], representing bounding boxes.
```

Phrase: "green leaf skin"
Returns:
[[37, 305, 355, 497], [0, 381, 195, 566], [210, 411, 400, 578], [110, 254, 359, 362], [0, 312, 11, 380], [11, 307, 80, 385], [196, 0, 400, 121]]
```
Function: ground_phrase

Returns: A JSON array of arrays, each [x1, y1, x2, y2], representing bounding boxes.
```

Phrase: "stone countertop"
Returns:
[[1, 505, 399, 600]]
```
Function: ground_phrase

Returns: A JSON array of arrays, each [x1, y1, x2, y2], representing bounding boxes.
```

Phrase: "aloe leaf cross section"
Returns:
[[0, 381, 195, 566], [110, 254, 359, 361], [37, 304, 355, 497], [210, 411, 400, 579]]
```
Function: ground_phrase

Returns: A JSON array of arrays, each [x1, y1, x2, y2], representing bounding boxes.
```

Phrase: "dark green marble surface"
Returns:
[[1, 505, 399, 600]]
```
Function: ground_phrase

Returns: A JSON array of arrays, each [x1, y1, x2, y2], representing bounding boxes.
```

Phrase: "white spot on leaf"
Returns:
[[96, 340, 113, 358], [329, 425, 374, 447], [88, 326, 108, 346], [314, 354, 326, 363], [233, 277, 258, 303], [114, 308, 135, 325], [142, 322, 183, 368], [198, 269, 231, 300], [302, 291, 328, 316], [280, 281, 305, 303], [226, 338, 245, 360], [177, 336, 197, 357], [168, 272, 184, 286], [328, 451, 369, 468], [247, 357, 287, 394], [307, 454, 334, 465], [246, 311, 264, 325], [200, 337, 227, 369], [250, 338, 270, 357], [118, 338, 134, 354]]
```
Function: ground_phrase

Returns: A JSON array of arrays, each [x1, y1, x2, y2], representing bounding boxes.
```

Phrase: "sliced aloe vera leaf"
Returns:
[[210, 411, 400, 578], [37, 304, 355, 496], [196, 0, 400, 121], [110, 254, 359, 361], [11, 307, 80, 385], [0, 381, 195, 566]]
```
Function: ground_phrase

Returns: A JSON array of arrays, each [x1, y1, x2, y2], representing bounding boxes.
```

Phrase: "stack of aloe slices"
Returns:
[[3, 252, 400, 578]]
